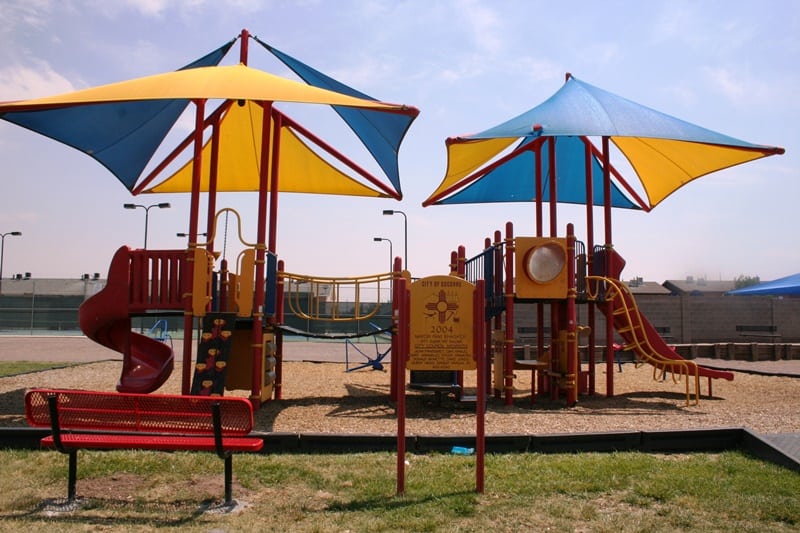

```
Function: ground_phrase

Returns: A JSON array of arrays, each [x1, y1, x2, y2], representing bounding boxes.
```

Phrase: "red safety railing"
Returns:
[[127, 249, 188, 313]]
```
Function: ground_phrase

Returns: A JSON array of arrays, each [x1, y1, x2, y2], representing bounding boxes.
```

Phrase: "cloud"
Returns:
[[703, 66, 772, 105], [0, 0, 54, 33], [459, 0, 504, 55], [0, 62, 77, 99]]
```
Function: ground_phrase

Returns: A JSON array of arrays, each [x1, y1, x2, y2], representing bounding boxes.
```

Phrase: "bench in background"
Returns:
[[736, 325, 781, 342], [408, 371, 461, 406]]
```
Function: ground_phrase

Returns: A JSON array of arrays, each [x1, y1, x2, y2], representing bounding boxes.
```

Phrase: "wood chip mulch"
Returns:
[[2, 360, 798, 436]]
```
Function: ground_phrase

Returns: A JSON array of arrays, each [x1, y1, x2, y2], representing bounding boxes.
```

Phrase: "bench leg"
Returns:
[[224, 455, 233, 506], [68, 450, 77, 503]]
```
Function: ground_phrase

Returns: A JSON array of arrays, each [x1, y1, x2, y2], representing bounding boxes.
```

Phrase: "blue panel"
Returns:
[[471, 75, 765, 148], [257, 38, 416, 196], [440, 137, 640, 209], [0, 40, 235, 191]]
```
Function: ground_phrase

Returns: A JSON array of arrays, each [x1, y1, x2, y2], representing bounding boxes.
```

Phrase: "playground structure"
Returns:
[[78, 206, 402, 405], [5, 30, 787, 415], [438, 221, 735, 408], [28, 29, 420, 408], [75, 193, 736, 411]]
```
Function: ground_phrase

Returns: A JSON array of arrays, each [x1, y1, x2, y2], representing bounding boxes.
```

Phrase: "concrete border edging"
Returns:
[[1, 427, 797, 472]]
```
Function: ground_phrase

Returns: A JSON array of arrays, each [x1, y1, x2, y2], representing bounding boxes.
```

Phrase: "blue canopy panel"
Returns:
[[471, 75, 764, 147], [0, 40, 235, 192], [256, 38, 416, 196], [437, 136, 640, 209]]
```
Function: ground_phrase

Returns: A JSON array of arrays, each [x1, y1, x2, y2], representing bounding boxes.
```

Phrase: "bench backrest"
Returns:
[[25, 389, 254, 436]]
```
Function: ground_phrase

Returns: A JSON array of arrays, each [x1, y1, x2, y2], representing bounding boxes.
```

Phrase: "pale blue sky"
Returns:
[[0, 0, 797, 284]]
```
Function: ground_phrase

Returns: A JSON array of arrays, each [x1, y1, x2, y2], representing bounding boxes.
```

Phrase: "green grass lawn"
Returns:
[[0, 361, 78, 377], [0, 449, 797, 532]]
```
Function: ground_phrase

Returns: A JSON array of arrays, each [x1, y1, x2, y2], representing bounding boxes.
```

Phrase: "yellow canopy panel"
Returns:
[[424, 137, 517, 204], [0, 64, 410, 112], [144, 101, 388, 197], [613, 137, 775, 208]]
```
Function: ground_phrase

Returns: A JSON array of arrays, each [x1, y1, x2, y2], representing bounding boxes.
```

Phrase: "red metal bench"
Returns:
[[24, 389, 263, 508]]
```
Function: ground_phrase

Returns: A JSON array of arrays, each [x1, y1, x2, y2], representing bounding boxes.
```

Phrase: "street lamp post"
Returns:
[[0, 231, 22, 296], [373, 237, 393, 272], [382, 209, 407, 270], [124, 203, 171, 249]]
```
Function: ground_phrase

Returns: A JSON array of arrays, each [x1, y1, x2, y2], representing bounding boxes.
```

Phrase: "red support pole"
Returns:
[[239, 29, 249, 64], [485, 235, 494, 395], [533, 141, 547, 396], [602, 136, 615, 397], [566, 224, 578, 406], [548, 137, 558, 236], [395, 273, 408, 496], [535, 142, 543, 236], [548, 137, 559, 400], [474, 279, 486, 494], [268, 109, 282, 256], [250, 101, 273, 407], [583, 138, 596, 395], [182, 98, 206, 395], [390, 256, 402, 402], [205, 120, 221, 258], [602, 136, 613, 250], [504, 223, 515, 406]]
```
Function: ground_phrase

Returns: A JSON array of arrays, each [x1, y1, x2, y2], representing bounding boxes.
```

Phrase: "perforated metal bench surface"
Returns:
[[25, 389, 263, 506]]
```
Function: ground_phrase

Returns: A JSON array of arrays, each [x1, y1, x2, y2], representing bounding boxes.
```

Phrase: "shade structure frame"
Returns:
[[136, 100, 402, 200]]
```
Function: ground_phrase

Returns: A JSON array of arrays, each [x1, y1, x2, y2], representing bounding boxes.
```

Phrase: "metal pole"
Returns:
[[143, 208, 150, 249], [373, 237, 393, 272], [382, 210, 407, 270], [123, 203, 171, 249], [0, 231, 22, 296], [30, 281, 35, 334]]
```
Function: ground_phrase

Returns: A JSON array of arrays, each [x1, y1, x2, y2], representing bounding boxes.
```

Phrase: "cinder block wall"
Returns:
[[514, 296, 800, 344]]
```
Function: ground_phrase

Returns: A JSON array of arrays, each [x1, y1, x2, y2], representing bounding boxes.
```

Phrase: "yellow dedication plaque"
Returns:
[[408, 275, 475, 370]]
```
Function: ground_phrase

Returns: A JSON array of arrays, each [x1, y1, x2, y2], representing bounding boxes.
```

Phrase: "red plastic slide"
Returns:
[[79, 246, 174, 393], [592, 248, 733, 387], [600, 279, 734, 382]]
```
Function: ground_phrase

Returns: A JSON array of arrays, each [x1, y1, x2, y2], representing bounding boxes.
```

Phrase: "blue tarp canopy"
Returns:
[[727, 273, 800, 296]]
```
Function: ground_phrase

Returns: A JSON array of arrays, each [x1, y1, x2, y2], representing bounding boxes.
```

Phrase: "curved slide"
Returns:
[[596, 275, 734, 383], [79, 246, 174, 393]]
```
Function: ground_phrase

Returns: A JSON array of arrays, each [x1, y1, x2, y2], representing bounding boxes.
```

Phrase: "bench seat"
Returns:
[[25, 388, 263, 509]]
